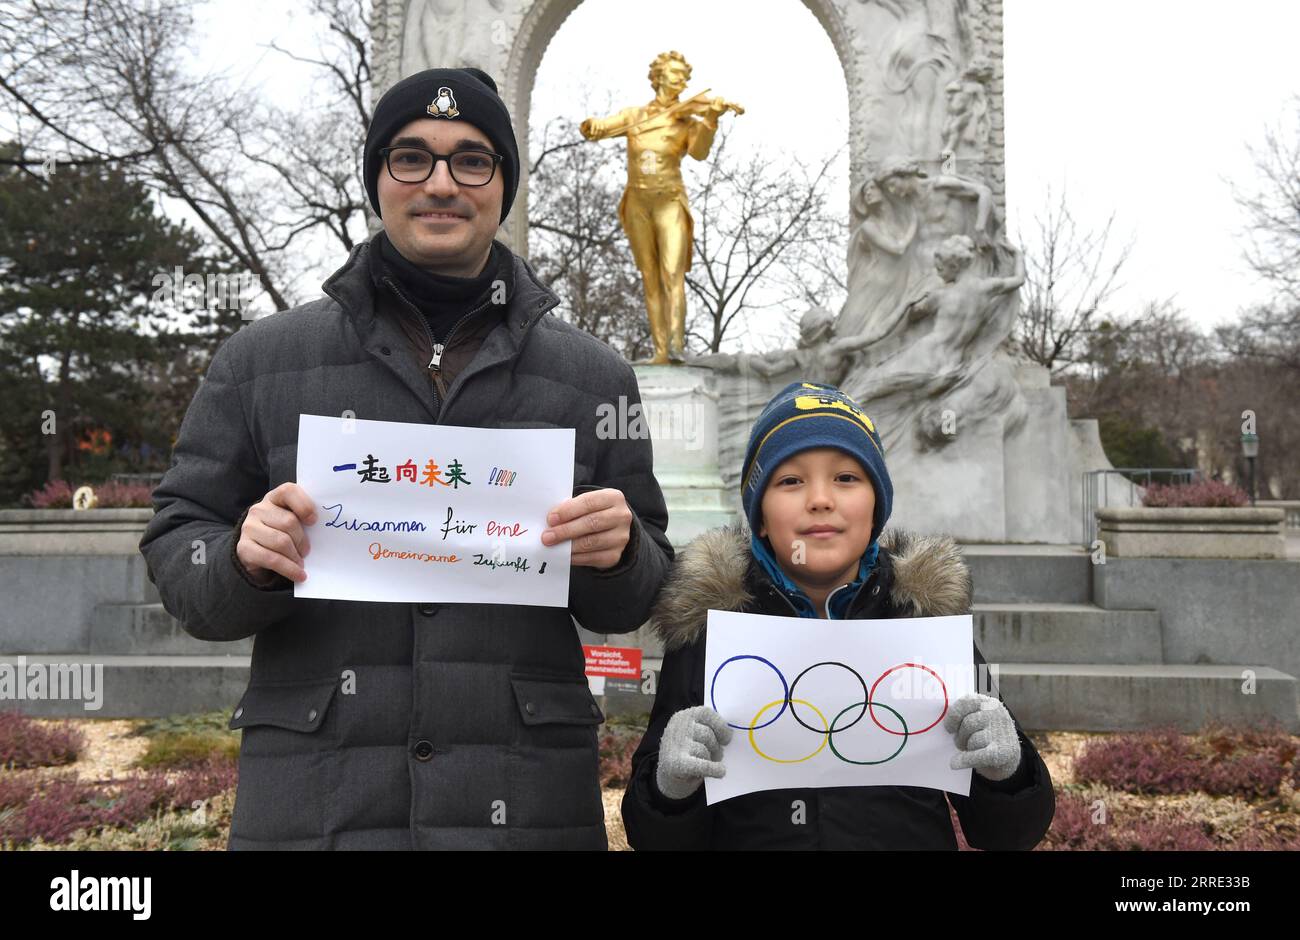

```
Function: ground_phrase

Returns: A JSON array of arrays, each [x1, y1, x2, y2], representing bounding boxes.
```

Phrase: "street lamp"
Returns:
[[1240, 432, 1259, 507]]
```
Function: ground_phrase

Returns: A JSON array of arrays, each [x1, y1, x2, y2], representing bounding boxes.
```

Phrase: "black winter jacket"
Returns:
[[139, 238, 674, 849], [621, 523, 1055, 850]]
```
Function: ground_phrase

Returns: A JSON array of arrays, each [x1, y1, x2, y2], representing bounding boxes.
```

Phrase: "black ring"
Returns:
[[788, 661, 869, 734]]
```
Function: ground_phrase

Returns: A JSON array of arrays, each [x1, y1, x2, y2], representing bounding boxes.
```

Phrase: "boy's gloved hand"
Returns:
[[944, 692, 1023, 781], [655, 705, 734, 800]]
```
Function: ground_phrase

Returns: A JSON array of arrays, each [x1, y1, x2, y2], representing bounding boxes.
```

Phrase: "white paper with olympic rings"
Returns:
[[703, 609, 976, 804]]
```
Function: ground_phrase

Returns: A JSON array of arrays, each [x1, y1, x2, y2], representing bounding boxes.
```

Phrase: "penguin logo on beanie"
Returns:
[[426, 86, 460, 119]]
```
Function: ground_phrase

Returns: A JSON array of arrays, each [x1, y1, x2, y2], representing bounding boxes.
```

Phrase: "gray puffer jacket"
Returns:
[[138, 237, 674, 849]]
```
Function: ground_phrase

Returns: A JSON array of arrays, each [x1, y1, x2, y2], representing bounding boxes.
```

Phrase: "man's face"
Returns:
[[758, 447, 876, 594], [377, 117, 503, 277]]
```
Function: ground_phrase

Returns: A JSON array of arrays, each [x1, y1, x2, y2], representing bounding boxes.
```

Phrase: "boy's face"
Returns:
[[758, 447, 876, 593]]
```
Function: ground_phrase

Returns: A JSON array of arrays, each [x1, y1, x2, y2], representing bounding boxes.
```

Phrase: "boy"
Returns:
[[621, 382, 1055, 850]]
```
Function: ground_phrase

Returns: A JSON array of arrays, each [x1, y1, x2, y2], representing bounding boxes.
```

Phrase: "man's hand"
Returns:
[[236, 482, 317, 585], [541, 488, 633, 570]]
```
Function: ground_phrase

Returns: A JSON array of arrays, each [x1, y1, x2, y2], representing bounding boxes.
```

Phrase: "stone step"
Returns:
[[0, 654, 248, 718], [6, 656, 1293, 733], [960, 544, 1094, 604], [90, 603, 253, 656], [972, 603, 1162, 664], [995, 663, 1299, 732]]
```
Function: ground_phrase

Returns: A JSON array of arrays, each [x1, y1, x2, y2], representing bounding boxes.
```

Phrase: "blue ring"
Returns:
[[710, 655, 789, 730]]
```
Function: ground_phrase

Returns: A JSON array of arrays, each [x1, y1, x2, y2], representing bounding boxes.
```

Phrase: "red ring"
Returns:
[[869, 663, 949, 735]]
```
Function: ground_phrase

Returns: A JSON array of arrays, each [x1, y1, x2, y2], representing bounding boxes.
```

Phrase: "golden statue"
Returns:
[[580, 51, 743, 364]]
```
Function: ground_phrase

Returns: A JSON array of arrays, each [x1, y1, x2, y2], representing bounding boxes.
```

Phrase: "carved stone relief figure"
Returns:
[[687, 305, 882, 500], [402, 0, 507, 74], [845, 231, 1027, 457], [859, 0, 975, 158], [940, 56, 994, 160], [834, 170, 929, 347], [836, 157, 999, 364], [688, 305, 877, 387], [849, 233, 1024, 405]]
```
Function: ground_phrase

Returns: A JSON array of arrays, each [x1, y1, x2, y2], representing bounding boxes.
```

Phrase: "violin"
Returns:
[[622, 88, 745, 134], [673, 89, 745, 120]]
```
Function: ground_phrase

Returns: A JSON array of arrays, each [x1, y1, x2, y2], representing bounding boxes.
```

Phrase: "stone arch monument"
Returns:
[[369, 0, 1113, 544]]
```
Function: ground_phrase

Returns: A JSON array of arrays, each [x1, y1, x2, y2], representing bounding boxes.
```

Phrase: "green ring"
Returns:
[[828, 700, 908, 765]]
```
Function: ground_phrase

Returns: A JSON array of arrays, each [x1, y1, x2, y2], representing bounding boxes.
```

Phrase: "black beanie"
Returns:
[[364, 67, 519, 225]]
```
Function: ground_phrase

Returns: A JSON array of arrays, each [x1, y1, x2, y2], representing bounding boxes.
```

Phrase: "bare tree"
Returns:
[[683, 126, 845, 353], [258, 0, 373, 253], [1232, 94, 1300, 305], [1216, 303, 1300, 377], [1012, 183, 1134, 374], [527, 111, 652, 360], [1222, 97, 1300, 378], [0, 0, 372, 310]]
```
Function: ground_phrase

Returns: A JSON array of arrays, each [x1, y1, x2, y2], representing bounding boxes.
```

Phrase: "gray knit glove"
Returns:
[[655, 705, 734, 800], [945, 692, 1022, 781]]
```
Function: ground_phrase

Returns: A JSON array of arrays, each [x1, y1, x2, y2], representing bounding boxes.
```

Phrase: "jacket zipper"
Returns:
[[765, 568, 880, 619], [382, 275, 496, 417], [766, 583, 800, 617], [824, 582, 854, 619]]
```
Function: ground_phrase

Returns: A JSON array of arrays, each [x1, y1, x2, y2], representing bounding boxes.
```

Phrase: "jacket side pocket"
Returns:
[[227, 677, 341, 847]]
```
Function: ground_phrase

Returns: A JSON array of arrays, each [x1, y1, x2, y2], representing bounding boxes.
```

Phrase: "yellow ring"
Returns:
[[748, 698, 829, 764]]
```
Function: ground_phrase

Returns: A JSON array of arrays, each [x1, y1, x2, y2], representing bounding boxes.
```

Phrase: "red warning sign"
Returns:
[[583, 645, 642, 679]]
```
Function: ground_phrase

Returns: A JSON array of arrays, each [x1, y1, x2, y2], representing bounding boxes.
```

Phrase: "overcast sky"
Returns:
[[188, 0, 1300, 340]]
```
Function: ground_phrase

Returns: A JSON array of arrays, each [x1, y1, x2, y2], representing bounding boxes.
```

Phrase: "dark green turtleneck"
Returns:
[[368, 231, 514, 344]]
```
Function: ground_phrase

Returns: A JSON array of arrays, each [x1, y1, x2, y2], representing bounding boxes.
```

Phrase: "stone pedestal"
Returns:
[[1003, 365, 1073, 542], [632, 365, 733, 547], [1097, 507, 1287, 558]]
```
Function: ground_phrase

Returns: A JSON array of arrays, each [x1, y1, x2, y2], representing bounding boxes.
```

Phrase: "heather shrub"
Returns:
[[1043, 792, 1218, 850], [0, 757, 237, 846], [26, 480, 74, 508], [26, 479, 154, 509], [1073, 726, 1199, 793], [0, 771, 38, 810], [92, 481, 156, 508], [598, 732, 639, 789], [1074, 722, 1297, 798], [0, 712, 84, 769], [1141, 480, 1249, 508]]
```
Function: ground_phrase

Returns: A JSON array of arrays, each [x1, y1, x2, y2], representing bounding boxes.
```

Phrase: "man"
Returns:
[[138, 67, 674, 850]]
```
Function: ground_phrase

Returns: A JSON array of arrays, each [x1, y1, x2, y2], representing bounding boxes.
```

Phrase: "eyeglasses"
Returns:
[[380, 146, 503, 186]]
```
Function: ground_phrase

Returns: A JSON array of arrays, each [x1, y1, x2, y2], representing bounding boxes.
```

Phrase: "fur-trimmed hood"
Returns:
[[650, 522, 972, 651]]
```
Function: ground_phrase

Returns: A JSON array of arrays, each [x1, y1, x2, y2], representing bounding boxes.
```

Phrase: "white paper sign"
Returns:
[[703, 610, 977, 804], [293, 413, 574, 605]]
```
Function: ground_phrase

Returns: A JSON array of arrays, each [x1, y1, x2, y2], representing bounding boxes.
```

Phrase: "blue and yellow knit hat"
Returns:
[[741, 382, 892, 548]]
